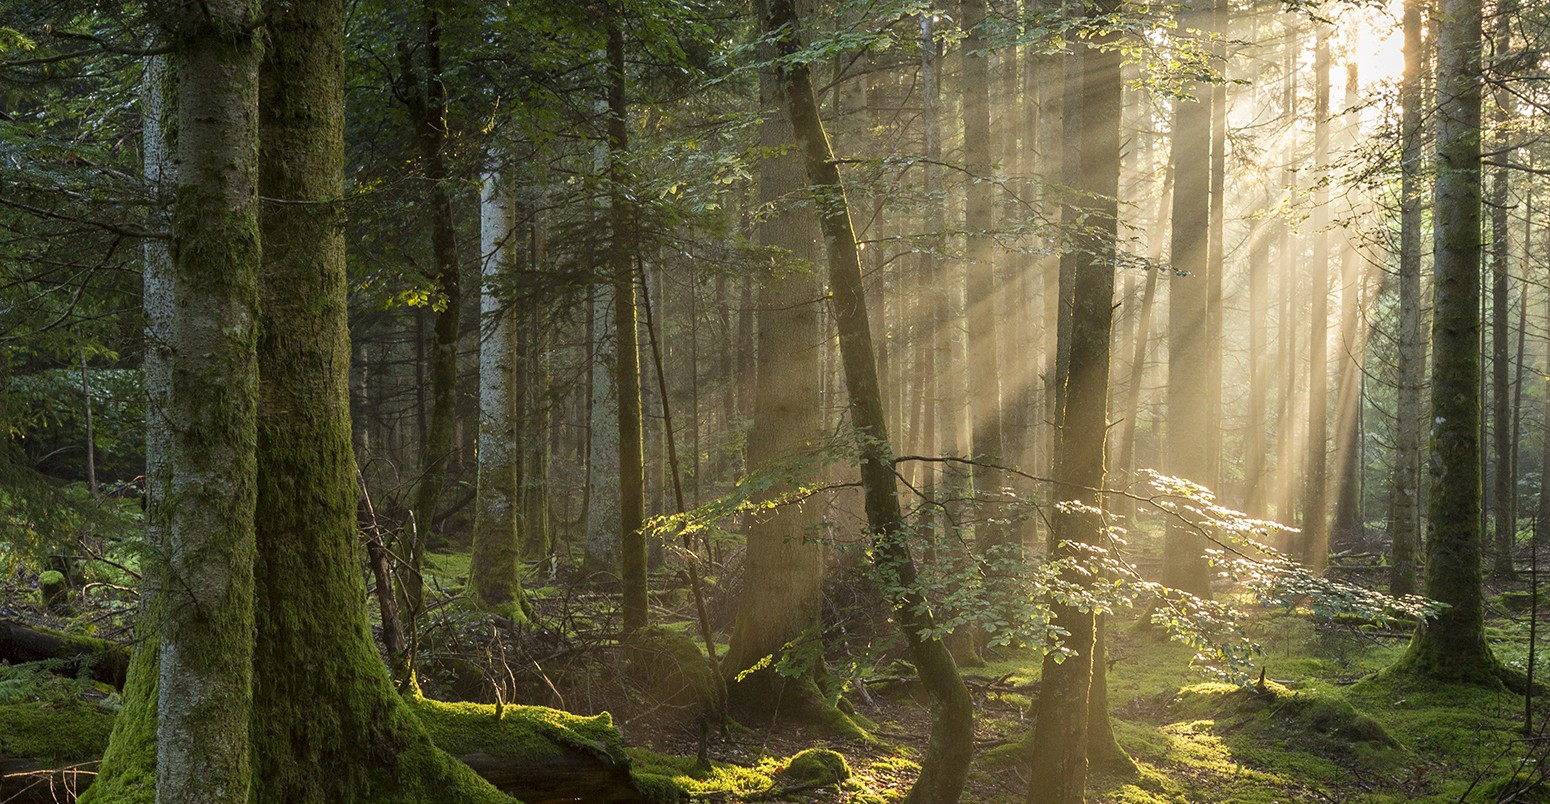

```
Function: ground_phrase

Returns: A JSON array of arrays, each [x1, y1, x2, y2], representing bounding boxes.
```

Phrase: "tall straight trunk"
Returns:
[[1116, 162, 1171, 525], [1302, 21, 1331, 573], [1028, 5, 1127, 796], [83, 52, 176, 803], [1034, 0, 1064, 481], [1272, 17, 1301, 524], [762, 2, 974, 800], [1489, 0, 1519, 578], [724, 0, 830, 722], [1245, 208, 1270, 513], [155, 5, 262, 802], [962, 0, 1006, 546], [470, 164, 529, 612], [606, 13, 648, 633], [1164, 0, 1214, 597], [1205, 0, 1227, 492], [248, 5, 513, 798], [1538, 207, 1550, 547], [1391, 0, 1425, 596], [1403, 0, 1499, 682], [403, 0, 461, 615], [1331, 64, 1365, 548]]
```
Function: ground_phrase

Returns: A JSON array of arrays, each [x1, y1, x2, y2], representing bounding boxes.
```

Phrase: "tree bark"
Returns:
[[1301, 20, 1331, 573], [1402, 0, 1500, 683], [1390, 0, 1425, 597]]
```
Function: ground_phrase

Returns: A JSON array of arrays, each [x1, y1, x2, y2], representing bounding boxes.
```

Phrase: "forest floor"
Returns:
[[4, 546, 1550, 802]]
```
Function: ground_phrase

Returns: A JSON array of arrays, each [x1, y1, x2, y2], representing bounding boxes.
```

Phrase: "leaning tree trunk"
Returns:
[[1402, 0, 1500, 683], [1028, 3, 1128, 799], [762, 1, 974, 800], [153, 4, 263, 802]]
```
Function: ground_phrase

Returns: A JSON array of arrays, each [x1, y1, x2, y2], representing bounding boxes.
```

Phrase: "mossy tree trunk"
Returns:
[[1163, 0, 1214, 597], [1390, 0, 1425, 597], [1403, 0, 1500, 683], [762, 2, 975, 800], [249, 3, 514, 799], [470, 162, 529, 615], [724, 0, 831, 725], [1028, 4, 1126, 798], [154, 4, 263, 801]]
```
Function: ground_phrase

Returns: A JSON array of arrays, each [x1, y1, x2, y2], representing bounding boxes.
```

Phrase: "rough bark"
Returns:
[[155, 4, 263, 801], [1401, 0, 1500, 683], [762, 1, 975, 799]]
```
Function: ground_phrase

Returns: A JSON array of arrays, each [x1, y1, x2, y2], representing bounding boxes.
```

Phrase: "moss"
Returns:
[[406, 695, 626, 765], [626, 626, 724, 724], [77, 639, 157, 804], [38, 570, 68, 607], [626, 747, 777, 800], [778, 747, 850, 787], [0, 699, 113, 764]]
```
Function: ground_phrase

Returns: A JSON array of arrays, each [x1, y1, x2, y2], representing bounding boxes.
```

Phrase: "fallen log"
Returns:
[[0, 621, 128, 689]]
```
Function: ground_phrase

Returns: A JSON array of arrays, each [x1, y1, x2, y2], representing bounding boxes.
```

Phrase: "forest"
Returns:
[[1, 0, 1548, 801]]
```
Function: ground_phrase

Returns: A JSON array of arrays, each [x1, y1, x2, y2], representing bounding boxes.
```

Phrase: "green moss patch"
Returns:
[[0, 699, 113, 764], [778, 747, 850, 787], [406, 694, 627, 765], [627, 747, 778, 801]]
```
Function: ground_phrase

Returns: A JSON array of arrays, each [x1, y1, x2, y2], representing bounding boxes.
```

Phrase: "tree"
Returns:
[[469, 162, 530, 615], [762, 0, 975, 799], [1027, 3, 1127, 799], [1164, 0, 1215, 597], [152, 2, 263, 800], [723, 0, 832, 726], [1400, 0, 1500, 682], [1302, 18, 1331, 574], [1390, 0, 1425, 597]]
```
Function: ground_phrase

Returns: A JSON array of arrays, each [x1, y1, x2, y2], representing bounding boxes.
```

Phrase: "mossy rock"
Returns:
[[1173, 682, 1396, 748], [38, 570, 68, 609], [777, 747, 850, 787]]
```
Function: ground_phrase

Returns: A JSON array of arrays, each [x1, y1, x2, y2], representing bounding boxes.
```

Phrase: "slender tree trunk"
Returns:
[[1403, 0, 1499, 682], [1332, 64, 1365, 549], [1489, 0, 1519, 578], [605, 12, 648, 634], [1028, 5, 1126, 796], [1205, 0, 1227, 492], [402, 0, 462, 615], [1164, 0, 1214, 596], [470, 163, 530, 613], [763, 2, 974, 799], [1390, 0, 1425, 596], [1301, 20, 1332, 573]]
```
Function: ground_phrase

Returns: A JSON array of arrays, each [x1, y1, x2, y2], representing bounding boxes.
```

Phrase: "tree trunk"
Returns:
[[1301, 20, 1331, 573], [1489, 0, 1519, 579], [1390, 0, 1424, 597], [1164, 0, 1214, 597], [1402, 0, 1499, 683], [403, 0, 463, 616], [470, 163, 531, 613], [762, 2, 975, 799], [1331, 64, 1365, 550], [155, 4, 263, 801], [724, 0, 833, 726], [1028, 5, 1126, 797], [606, 13, 648, 634]]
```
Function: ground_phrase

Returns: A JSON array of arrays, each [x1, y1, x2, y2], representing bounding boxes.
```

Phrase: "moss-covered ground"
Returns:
[[9, 548, 1550, 802]]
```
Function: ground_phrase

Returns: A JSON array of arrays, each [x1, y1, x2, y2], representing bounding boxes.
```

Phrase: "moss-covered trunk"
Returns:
[[763, 1, 974, 800], [1028, 7, 1125, 798], [153, 4, 264, 801], [1402, 0, 1499, 683], [724, 0, 830, 725]]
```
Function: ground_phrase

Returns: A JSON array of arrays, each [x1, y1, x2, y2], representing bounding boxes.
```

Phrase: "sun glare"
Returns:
[[1347, 2, 1406, 88]]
